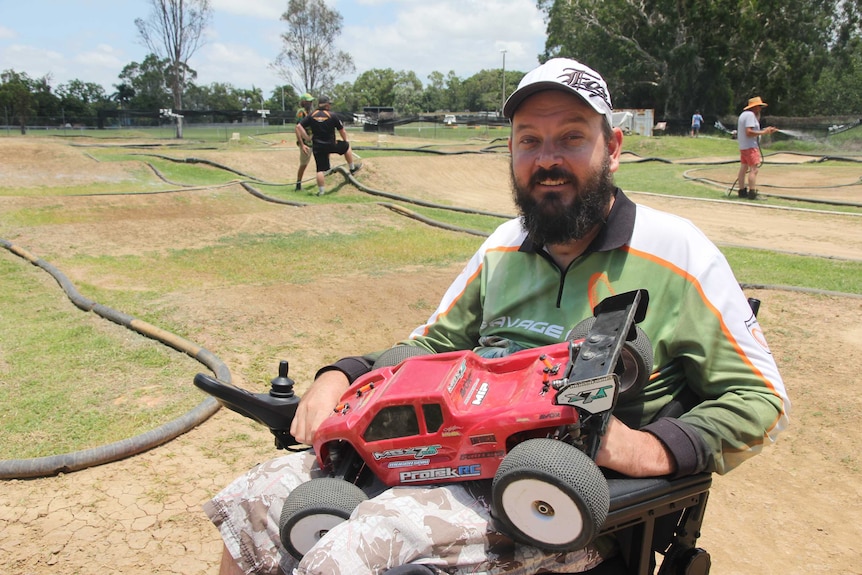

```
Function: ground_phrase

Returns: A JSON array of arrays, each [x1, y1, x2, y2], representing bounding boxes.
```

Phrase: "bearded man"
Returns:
[[206, 58, 788, 575]]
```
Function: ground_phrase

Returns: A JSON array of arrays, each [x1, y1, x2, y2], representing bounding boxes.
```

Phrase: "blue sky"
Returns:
[[0, 0, 547, 98]]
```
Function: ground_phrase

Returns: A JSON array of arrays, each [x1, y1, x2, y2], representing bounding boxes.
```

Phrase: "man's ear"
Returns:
[[607, 127, 624, 172]]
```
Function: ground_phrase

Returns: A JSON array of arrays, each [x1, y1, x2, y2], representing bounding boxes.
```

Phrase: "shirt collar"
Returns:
[[519, 188, 635, 255]]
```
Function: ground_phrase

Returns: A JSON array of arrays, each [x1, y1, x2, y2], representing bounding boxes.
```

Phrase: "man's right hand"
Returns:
[[290, 370, 350, 445]]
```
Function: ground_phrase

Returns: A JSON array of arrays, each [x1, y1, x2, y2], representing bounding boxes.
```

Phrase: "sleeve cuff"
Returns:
[[641, 417, 711, 477], [315, 356, 374, 384]]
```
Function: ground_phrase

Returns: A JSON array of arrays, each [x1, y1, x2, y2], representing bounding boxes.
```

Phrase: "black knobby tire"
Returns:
[[492, 438, 609, 551], [569, 316, 654, 398], [279, 477, 368, 559]]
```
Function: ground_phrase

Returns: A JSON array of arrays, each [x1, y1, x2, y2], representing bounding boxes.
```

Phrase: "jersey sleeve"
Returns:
[[628, 206, 790, 475]]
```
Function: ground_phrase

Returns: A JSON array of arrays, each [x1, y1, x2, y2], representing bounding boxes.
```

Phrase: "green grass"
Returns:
[[65, 227, 482, 294], [723, 248, 862, 294], [0, 253, 203, 459]]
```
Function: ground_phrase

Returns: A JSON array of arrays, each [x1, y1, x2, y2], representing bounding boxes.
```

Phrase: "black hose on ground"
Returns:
[[0, 238, 225, 479]]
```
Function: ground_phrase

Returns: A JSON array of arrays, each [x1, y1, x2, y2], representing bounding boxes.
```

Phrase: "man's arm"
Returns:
[[290, 369, 350, 445], [596, 416, 676, 476], [296, 123, 310, 150], [746, 125, 777, 137]]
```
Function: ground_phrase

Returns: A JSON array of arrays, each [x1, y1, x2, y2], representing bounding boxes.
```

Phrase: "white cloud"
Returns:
[[74, 44, 125, 69], [0, 44, 64, 81], [341, 0, 544, 81], [196, 41, 280, 92], [211, 0, 285, 19], [0, 26, 17, 40]]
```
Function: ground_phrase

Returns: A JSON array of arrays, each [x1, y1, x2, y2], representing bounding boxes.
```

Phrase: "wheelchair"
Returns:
[[195, 295, 758, 575]]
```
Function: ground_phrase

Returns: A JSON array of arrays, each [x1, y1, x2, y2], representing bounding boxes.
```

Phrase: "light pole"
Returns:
[[500, 49, 507, 117]]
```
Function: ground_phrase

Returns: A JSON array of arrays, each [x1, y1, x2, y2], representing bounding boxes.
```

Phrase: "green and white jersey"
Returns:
[[401, 190, 788, 476]]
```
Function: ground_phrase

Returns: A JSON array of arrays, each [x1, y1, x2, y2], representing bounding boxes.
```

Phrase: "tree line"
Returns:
[[1, 0, 860, 135], [0, 62, 524, 133]]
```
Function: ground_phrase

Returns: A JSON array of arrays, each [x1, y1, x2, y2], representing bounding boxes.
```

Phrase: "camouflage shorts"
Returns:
[[204, 451, 612, 575]]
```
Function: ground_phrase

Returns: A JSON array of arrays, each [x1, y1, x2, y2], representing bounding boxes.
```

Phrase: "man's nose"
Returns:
[[536, 141, 562, 168]]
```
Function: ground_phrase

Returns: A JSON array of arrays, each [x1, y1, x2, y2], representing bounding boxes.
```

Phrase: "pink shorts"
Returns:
[[740, 147, 761, 166]]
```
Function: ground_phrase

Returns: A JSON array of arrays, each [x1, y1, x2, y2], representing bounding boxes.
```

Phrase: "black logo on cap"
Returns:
[[558, 67, 610, 109]]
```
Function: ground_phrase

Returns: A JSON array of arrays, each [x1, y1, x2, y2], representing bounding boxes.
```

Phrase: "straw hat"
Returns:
[[744, 96, 768, 110]]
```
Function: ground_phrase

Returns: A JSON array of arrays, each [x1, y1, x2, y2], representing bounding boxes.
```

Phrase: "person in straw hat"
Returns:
[[736, 96, 778, 199]]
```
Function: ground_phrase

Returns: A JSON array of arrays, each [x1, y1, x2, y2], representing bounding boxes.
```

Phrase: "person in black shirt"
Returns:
[[296, 95, 360, 196]]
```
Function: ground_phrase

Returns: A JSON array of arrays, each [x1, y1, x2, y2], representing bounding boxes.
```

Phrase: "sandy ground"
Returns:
[[1, 135, 861, 575]]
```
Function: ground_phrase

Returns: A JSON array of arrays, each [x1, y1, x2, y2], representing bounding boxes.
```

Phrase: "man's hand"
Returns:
[[290, 370, 350, 445], [594, 416, 676, 477]]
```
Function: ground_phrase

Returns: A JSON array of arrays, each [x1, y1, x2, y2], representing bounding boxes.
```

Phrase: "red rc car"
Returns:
[[194, 289, 652, 560]]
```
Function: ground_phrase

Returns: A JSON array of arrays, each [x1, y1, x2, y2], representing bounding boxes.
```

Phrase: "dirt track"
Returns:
[[1, 136, 861, 575]]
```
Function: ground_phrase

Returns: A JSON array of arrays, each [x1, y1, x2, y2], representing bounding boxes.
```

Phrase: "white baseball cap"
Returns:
[[503, 58, 613, 126]]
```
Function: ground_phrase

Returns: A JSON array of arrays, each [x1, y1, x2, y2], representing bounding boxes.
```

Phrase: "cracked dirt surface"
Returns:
[[1, 135, 861, 575]]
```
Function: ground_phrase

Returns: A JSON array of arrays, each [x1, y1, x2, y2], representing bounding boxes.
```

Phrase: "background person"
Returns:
[[207, 58, 789, 575], [294, 93, 314, 191], [736, 96, 778, 199], [295, 95, 359, 196], [690, 110, 703, 137]]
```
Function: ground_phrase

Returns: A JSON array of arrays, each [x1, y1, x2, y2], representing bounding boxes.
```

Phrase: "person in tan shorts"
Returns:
[[294, 93, 314, 191]]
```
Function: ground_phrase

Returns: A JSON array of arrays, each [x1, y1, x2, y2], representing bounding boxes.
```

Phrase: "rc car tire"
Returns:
[[279, 477, 368, 559], [492, 438, 609, 551], [569, 316, 654, 398]]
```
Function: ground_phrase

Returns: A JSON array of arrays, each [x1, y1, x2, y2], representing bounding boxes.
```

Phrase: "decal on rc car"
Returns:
[[399, 464, 481, 483], [471, 382, 489, 405], [470, 434, 497, 445], [387, 459, 431, 469], [447, 359, 468, 394], [463, 380, 478, 405], [555, 375, 617, 414], [373, 445, 441, 460], [461, 450, 505, 460], [441, 426, 462, 437]]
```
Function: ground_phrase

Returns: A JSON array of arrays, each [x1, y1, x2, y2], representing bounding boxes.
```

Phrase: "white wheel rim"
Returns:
[[288, 513, 346, 556], [500, 478, 584, 545]]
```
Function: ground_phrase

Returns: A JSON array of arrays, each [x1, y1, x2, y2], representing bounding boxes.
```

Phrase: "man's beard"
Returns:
[[511, 159, 615, 246]]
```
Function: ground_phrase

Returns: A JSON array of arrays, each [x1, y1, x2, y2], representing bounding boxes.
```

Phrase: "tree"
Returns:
[[118, 55, 172, 112], [0, 70, 37, 133], [422, 71, 448, 112], [135, 0, 212, 138], [537, 0, 848, 118], [56, 80, 109, 124], [112, 83, 136, 109], [461, 69, 516, 113], [269, 84, 301, 116], [271, 0, 355, 96]]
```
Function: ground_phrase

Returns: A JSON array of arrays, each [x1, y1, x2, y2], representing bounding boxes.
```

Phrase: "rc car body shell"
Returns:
[[313, 341, 583, 486]]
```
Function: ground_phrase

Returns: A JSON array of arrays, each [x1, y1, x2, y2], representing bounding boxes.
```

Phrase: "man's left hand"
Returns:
[[595, 416, 676, 477]]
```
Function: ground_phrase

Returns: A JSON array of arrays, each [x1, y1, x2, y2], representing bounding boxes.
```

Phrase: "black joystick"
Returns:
[[270, 360, 296, 398]]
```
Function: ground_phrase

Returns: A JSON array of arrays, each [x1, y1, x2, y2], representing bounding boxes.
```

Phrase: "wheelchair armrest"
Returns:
[[602, 473, 712, 533], [601, 473, 712, 533], [600, 473, 713, 575]]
